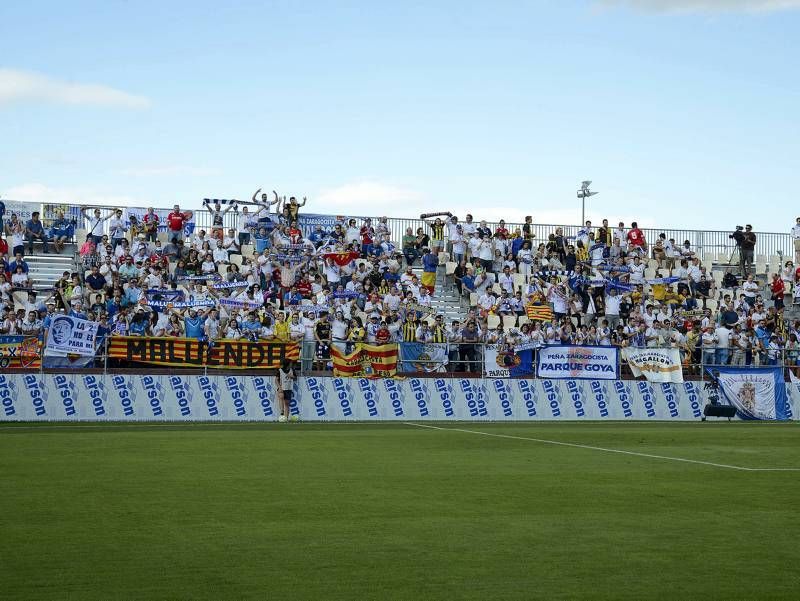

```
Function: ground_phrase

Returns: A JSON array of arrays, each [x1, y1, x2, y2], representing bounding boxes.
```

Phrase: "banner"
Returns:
[[0, 375, 715, 421], [714, 367, 789, 421], [145, 299, 216, 309], [218, 297, 264, 311], [0, 335, 42, 368], [108, 336, 299, 369], [126, 207, 195, 237], [45, 315, 98, 357], [331, 343, 398, 377], [399, 342, 447, 373], [322, 251, 360, 266], [297, 213, 365, 237], [622, 347, 684, 383], [536, 345, 619, 380], [2, 199, 39, 222]]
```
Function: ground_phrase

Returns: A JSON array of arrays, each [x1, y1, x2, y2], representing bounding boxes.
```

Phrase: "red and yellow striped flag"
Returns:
[[525, 303, 555, 321], [331, 343, 398, 377]]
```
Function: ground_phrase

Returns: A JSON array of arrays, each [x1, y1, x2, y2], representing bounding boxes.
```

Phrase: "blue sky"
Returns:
[[1, 0, 798, 233]]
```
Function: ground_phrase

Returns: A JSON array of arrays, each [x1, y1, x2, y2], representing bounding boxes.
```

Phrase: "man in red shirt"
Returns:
[[166, 204, 193, 242], [626, 221, 647, 256]]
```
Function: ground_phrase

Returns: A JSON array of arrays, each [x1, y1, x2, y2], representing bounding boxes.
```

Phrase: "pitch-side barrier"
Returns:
[[0, 373, 796, 422]]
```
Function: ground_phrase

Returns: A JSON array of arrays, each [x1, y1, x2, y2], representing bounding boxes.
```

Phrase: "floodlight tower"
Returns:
[[577, 180, 598, 226]]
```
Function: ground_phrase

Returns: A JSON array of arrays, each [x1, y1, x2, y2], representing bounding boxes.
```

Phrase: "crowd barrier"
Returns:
[[1, 373, 796, 422]]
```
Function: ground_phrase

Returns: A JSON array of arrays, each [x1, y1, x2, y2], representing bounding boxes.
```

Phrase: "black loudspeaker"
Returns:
[[702, 404, 737, 420]]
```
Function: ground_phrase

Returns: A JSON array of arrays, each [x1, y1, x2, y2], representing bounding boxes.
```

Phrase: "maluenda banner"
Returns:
[[536, 345, 619, 380]]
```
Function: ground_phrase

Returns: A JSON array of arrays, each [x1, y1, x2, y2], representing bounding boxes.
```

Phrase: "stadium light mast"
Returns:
[[577, 180, 598, 226]]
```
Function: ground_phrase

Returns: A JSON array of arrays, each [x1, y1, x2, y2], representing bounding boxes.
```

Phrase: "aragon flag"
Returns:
[[525, 303, 555, 321], [331, 343, 398, 378]]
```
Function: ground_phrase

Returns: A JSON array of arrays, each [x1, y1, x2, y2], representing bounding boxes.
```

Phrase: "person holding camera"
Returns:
[[731, 224, 756, 276]]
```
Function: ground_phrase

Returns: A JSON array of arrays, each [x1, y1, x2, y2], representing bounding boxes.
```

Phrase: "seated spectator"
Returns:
[[11, 264, 31, 289], [48, 211, 75, 253]]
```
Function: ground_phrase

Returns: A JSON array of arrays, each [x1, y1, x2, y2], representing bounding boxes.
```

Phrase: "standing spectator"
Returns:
[[771, 273, 785, 311], [421, 247, 438, 294], [0, 198, 4, 232], [626, 221, 647, 255], [791, 216, 800, 265], [7, 215, 24, 257], [108, 209, 128, 251], [206, 200, 235, 240], [167, 204, 193, 241], [740, 224, 756, 276], [25, 211, 50, 253], [142, 207, 160, 243], [81, 207, 115, 246]]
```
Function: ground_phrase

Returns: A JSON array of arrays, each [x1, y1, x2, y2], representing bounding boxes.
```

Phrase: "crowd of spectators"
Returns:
[[2, 194, 800, 373]]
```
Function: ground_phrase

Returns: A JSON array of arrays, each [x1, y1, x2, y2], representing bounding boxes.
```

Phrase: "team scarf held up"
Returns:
[[178, 274, 222, 282], [218, 297, 264, 311], [209, 280, 250, 290], [146, 298, 216, 309]]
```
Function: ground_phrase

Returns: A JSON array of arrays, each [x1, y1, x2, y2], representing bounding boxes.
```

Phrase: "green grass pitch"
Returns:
[[1, 421, 798, 600]]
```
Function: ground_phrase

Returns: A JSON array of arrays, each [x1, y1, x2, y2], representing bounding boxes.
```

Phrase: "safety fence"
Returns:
[[2, 199, 792, 259], [6, 334, 798, 382]]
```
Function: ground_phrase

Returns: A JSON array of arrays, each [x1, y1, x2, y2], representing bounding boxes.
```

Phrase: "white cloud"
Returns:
[[3, 183, 151, 209], [119, 165, 221, 177], [597, 0, 800, 12], [316, 181, 424, 215], [0, 68, 150, 109]]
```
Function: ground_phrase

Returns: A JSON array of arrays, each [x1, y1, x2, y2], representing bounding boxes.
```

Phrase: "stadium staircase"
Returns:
[[26, 246, 79, 295]]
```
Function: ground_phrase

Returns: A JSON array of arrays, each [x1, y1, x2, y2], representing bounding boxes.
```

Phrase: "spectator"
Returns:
[[49, 211, 75, 253], [81, 207, 115, 246], [167, 204, 193, 241], [108, 209, 128, 250], [740, 224, 756, 276], [25, 211, 50, 254]]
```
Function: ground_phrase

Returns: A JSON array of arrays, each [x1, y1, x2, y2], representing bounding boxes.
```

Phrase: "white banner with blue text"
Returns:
[[3, 374, 792, 422], [536, 345, 619, 380]]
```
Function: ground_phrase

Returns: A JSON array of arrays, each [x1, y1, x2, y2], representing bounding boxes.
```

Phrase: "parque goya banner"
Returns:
[[108, 336, 299, 369], [536, 345, 619, 380]]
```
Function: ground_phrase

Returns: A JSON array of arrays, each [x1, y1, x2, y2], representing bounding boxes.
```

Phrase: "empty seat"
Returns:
[[445, 261, 457, 276], [487, 314, 501, 330], [502, 315, 518, 330]]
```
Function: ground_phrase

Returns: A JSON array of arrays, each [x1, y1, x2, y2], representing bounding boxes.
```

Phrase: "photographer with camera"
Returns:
[[730, 224, 755, 276]]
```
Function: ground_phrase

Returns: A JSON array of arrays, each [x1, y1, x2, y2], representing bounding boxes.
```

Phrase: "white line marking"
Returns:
[[403, 422, 800, 472]]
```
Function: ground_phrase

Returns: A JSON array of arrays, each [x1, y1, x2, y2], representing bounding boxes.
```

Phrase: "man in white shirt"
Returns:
[[629, 256, 646, 285], [604, 286, 622, 331], [498, 266, 515, 294], [792, 217, 800, 264], [742, 274, 760, 308], [714, 324, 731, 366], [108, 209, 128, 251], [81, 207, 115, 246]]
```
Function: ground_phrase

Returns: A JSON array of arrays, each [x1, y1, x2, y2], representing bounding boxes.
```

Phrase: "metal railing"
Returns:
[[3, 199, 790, 261]]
